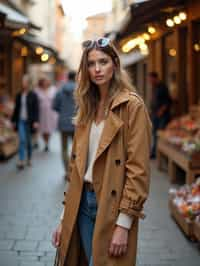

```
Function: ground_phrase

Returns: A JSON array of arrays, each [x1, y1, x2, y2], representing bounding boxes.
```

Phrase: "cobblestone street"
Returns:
[[0, 134, 199, 266]]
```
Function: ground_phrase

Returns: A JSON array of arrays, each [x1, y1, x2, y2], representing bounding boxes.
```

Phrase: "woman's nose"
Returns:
[[95, 63, 100, 72]]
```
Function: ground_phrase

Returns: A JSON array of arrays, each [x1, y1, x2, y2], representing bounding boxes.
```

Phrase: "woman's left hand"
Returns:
[[108, 225, 128, 257]]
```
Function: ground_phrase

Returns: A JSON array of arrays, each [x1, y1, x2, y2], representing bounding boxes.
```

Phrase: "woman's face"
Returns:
[[87, 49, 114, 87]]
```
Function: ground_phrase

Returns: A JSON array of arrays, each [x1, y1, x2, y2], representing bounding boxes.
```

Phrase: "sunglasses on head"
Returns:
[[82, 37, 111, 49]]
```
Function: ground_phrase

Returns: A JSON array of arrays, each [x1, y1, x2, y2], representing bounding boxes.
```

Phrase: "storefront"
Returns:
[[0, 2, 39, 158], [116, 0, 200, 115], [115, 0, 200, 243]]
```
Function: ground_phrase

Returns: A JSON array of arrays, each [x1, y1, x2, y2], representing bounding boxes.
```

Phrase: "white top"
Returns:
[[20, 92, 28, 120], [84, 121, 105, 182], [61, 121, 133, 229]]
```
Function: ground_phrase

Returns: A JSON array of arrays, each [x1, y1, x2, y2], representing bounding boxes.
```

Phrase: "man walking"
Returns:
[[53, 71, 76, 179], [148, 72, 171, 159]]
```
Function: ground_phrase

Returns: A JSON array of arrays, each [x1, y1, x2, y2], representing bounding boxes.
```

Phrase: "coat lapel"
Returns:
[[95, 90, 131, 161], [75, 120, 92, 179], [95, 110, 123, 162], [74, 90, 131, 178]]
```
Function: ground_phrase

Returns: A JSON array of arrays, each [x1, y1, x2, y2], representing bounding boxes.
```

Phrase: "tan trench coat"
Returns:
[[58, 89, 152, 266]]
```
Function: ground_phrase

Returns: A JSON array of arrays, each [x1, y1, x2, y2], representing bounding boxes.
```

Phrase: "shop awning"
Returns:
[[0, 3, 40, 30], [120, 50, 146, 67], [16, 34, 66, 64], [117, 0, 187, 41], [19, 34, 58, 56]]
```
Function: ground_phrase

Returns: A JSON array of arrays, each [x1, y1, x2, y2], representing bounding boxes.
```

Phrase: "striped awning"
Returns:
[[0, 3, 30, 29]]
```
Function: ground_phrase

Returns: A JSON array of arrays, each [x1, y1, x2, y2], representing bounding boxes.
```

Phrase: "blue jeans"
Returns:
[[78, 187, 97, 266], [18, 120, 32, 161]]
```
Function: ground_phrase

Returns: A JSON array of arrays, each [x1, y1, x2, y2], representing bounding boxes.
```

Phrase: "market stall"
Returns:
[[169, 178, 200, 242], [157, 106, 200, 184], [0, 95, 18, 158]]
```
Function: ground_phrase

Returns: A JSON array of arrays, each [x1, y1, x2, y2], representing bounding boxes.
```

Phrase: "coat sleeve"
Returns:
[[119, 100, 152, 219], [62, 132, 77, 206], [34, 93, 39, 123], [68, 132, 77, 180], [52, 91, 61, 112]]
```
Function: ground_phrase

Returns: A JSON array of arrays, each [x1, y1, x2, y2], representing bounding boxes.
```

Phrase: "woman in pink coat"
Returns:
[[36, 78, 58, 151]]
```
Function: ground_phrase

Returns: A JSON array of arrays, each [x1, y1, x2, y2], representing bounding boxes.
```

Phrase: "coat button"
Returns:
[[62, 201, 66, 205], [111, 190, 117, 196], [72, 153, 76, 160], [115, 159, 121, 165]]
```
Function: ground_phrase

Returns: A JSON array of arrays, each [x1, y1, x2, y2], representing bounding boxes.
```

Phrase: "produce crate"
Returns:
[[169, 198, 195, 239], [157, 138, 200, 184], [0, 136, 18, 158], [194, 220, 200, 241]]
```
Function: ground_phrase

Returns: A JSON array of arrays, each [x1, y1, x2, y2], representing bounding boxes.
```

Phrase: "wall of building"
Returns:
[[84, 13, 108, 40], [26, 0, 56, 47], [105, 0, 130, 33]]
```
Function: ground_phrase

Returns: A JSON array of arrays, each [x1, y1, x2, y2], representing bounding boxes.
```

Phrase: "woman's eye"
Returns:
[[88, 62, 94, 67], [100, 59, 108, 65]]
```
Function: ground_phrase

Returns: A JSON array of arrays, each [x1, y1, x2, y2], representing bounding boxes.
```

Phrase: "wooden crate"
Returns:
[[169, 199, 195, 239], [194, 220, 200, 241], [157, 138, 200, 184], [0, 136, 18, 158]]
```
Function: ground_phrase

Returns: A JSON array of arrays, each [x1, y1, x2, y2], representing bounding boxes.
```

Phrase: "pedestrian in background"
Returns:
[[52, 37, 151, 266], [148, 71, 171, 159], [52, 71, 76, 180], [12, 74, 39, 169], [36, 77, 57, 152]]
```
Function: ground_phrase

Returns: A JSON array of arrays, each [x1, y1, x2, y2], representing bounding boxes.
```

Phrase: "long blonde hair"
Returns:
[[74, 40, 135, 125]]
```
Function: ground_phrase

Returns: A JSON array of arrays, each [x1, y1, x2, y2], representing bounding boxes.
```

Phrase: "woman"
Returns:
[[36, 77, 57, 152], [12, 74, 39, 169], [52, 38, 151, 266]]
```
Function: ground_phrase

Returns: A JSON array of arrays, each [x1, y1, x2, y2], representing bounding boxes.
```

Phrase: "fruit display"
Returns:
[[0, 116, 16, 143], [0, 95, 18, 158], [169, 178, 200, 221], [159, 109, 200, 154]]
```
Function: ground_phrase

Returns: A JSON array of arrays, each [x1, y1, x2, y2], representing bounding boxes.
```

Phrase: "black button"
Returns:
[[115, 159, 121, 165], [72, 153, 76, 160], [111, 190, 116, 196], [62, 201, 66, 205]]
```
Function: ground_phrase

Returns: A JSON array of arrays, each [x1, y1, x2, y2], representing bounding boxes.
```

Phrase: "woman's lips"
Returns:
[[95, 75, 104, 79]]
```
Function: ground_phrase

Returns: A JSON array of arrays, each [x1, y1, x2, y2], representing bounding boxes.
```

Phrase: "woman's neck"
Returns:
[[98, 83, 109, 103]]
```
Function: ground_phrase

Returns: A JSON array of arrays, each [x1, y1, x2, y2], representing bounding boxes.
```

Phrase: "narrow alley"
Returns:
[[0, 134, 199, 266]]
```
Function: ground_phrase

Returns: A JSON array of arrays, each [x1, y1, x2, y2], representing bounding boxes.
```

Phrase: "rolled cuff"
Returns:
[[119, 198, 146, 219], [116, 212, 133, 230]]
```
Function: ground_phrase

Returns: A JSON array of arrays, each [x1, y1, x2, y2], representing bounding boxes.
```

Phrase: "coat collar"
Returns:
[[74, 89, 131, 179], [110, 89, 130, 110]]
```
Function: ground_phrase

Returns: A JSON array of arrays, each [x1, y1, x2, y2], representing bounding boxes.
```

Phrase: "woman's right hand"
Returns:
[[52, 222, 62, 248]]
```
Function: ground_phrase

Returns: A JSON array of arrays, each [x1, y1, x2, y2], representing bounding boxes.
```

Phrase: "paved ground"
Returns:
[[0, 134, 199, 266]]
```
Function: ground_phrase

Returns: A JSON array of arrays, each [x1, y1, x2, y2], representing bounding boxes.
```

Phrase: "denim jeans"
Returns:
[[18, 120, 32, 161], [78, 186, 97, 266]]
